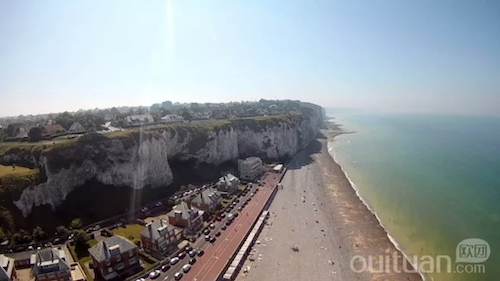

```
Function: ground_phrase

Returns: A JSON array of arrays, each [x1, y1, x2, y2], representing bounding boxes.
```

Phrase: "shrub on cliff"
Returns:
[[32, 226, 46, 241], [70, 218, 83, 230]]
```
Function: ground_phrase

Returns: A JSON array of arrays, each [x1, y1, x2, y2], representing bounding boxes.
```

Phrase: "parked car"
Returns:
[[197, 250, 205, 257], [189, 250, 197, 257], [221, 225, 227, 230], [204, 229, 210, 235], [205, 235, 210, 241], [178, 252, 186, 259], [215, 231, 221, 237], [174, 272, 183, 280], [155, 202, 163, 207], [170, 257, 180, 265], [209, 223, 215, 229], [182, 264, 191, 273], [149, 270, 160, 279], [185, 246, 193, 253], [135, 278, 145, 281], [209, 236, 216, 243], [161, 264, 170, 272], [189, 258, 196, 265]]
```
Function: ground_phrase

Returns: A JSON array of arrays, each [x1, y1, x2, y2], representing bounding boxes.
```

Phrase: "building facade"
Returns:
[[140, 220, 181, 256], [238, 157, 263, 181], [88, 236, 140, 281], [0, 255, 16, 281], [31, 248, 72, 281], [191, 188, 221, 213], [167, 201, 204, 233]]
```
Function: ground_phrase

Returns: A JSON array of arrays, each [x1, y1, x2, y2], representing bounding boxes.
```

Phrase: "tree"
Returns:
[[9, 233, 22, 247], [70, 218, 82, 230], [180, 109, 192, 122], [55, 112, 75, 130], [18, 229, 32, 243], [0, 129, 6, 142], [73, 229, 90, 252], [28, 127, 43, 142], [32, 226, 46, 241], [56, 225, 69, 237]]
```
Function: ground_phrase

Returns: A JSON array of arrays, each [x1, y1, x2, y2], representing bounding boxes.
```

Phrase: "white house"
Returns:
[[161, 114, 184, 123], [124, 114, 154, 126]]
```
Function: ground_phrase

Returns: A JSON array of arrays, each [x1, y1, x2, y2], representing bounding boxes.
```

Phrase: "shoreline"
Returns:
[[326, 127, 425, 281], [236, 125, 422, 281]]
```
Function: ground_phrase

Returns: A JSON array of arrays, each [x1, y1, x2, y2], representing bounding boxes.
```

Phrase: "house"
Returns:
[[124, 114, 154, 126], [167, 201, 204, 233], [67, 122, 86, 134], [0, 255, 16, 281], [140, 220, 182, 256], [42, 124, 65, 137], [161, 114, 184, 123], [238, 157, 263, 181], [216, 173, 240, 194], [30, 248, 72, 281], [191, 188, 221, 213], [88, 236, 140, 281]]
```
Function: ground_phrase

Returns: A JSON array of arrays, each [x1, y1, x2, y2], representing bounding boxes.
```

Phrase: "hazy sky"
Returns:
[[1, 0, 499, 116]]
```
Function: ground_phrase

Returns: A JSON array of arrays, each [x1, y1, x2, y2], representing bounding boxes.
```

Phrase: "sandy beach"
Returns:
[[236, 131, 422, 281]]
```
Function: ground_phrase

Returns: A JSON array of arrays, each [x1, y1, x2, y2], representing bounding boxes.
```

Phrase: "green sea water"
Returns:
[[327, 110, 500, 281]]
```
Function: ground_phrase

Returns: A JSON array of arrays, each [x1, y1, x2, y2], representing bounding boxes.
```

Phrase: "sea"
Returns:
[[326, 108, 500, 281]]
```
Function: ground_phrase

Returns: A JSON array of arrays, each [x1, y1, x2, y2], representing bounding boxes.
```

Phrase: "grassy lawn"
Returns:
[[238, 184, 247, 191], [221, 198, 234, 208], [70, 239, 98, 264], [113, 224, 145, 244], [0, 164, 34, 177]]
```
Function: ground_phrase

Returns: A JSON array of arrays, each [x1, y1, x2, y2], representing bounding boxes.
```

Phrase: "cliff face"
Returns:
[[1, 104, 323, 218]]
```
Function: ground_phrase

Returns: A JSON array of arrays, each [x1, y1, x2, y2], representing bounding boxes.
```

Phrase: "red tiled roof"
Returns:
[[43, 124, 65, 135]]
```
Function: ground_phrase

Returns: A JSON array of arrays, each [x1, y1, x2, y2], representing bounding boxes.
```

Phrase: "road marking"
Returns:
[[163, 276, 169, 280]]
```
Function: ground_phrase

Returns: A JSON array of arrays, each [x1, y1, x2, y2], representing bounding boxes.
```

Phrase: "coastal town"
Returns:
[[1, 153, 286, 281]]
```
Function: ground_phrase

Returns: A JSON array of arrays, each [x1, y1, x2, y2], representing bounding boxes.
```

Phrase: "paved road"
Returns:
[[143, 183, 261, 281]]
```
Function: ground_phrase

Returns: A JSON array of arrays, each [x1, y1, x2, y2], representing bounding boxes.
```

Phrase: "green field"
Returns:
[[0, 164, 34, 177], [113, 224, 145, 244]]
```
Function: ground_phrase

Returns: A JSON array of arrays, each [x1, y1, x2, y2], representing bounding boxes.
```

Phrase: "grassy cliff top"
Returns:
[[0, 164, 36, 178], [0, 113, 305, 157]]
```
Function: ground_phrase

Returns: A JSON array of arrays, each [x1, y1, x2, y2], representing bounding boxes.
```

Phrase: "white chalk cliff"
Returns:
[[5, 106, 323, 217]]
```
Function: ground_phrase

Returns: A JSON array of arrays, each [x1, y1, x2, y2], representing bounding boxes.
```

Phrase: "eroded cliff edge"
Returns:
[[0, 104, 323, 218]]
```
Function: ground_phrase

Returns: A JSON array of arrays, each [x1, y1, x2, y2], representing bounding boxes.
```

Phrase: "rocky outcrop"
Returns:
[[1, 104, 323, 217]]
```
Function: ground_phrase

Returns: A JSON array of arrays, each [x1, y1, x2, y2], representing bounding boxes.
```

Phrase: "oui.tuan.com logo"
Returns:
[[456, 238, 490, 264], [350, 238, 490, 274]]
